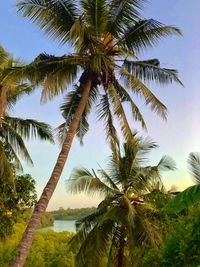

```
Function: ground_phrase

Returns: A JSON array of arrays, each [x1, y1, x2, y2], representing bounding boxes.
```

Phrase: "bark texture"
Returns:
[[11, 79, 92, 267]]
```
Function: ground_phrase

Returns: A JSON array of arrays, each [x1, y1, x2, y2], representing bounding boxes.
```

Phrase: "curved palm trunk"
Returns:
[[11, 79, 92, 267]]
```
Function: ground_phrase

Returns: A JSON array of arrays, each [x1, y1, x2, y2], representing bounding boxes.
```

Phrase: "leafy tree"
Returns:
[[143, 205, 200, 267], [12, 1, 182, 265], [0, 223, 75, 267], [0, 174, 37, 239], [67, 137, 176, 266]]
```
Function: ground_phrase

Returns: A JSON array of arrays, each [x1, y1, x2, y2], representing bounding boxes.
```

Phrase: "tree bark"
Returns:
[[11, 79, 92, 267]]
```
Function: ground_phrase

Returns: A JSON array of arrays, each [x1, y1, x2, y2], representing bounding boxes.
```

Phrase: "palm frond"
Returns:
[[163, 185, 200, 214], [12, 54, 80, 102], [67, 167, 115, 196], [123, 59, 183, 85], [107, 83, 132, 140], [0, 141, 15, 187], [108, 0, 143, 37], [17, 0, 78, 45], [114, 79, 147, 130], [80, 0, 109, 35], [157, 155, 176, 172], [4, 116, 54, 142], [120, 68, 167, 119], [58, 84, 98, 144], [96, 93, 119, 147], [119, 19, 182, 53], [188, 152, 200, 184]]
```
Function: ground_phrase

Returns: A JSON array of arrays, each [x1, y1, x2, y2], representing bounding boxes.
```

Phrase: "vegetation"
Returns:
[[11, 0, 182, 264], [2, 1, 200, 267], [49, 207, 96, 220], [0, 174, 37, 239], [0, 223, 75, 267], [67, 137, 176, 266]]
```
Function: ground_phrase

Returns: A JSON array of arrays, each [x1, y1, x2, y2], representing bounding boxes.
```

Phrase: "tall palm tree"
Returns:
[[12, 1, 182, 265], [67, 137, 176, 266]]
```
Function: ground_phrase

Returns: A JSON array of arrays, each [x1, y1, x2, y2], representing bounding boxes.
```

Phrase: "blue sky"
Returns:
[[0, 0, 200, 210]]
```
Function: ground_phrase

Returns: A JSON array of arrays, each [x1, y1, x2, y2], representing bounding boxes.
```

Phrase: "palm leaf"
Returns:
[[120, 19, 182, 53], [188, 152, 200, 184], [67, 167, 115, 196], [163, 185, 200, 214], [96, 93, 119, 147], [4, 116, 54, 142], [107, 83, 132, 140], [17, 0, 78, 45], [120, 67, 167, 119], [123, 59, 183, 85]]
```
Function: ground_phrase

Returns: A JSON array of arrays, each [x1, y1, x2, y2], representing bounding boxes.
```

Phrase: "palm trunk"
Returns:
[[11, 79, 92, 267]]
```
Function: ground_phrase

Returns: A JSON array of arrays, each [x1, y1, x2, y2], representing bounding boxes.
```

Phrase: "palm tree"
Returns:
[[0, 46, 54, 188], [164, 153, 200, 214], [67, 137, 176, 266], [11, 1, 182, 265]]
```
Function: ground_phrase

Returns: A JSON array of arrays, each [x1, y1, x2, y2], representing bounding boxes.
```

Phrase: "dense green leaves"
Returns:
[[67, 137, 175, 266], [163, 153, 200, 213]]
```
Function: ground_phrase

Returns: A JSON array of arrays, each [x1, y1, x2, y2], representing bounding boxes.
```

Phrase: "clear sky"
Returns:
[[0, 0, 200, 210]]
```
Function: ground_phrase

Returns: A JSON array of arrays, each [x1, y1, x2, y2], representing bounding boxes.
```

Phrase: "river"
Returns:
[[39, 220, 76, 233]]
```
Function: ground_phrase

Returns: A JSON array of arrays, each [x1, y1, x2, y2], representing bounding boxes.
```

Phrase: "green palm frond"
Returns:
[[4, 116, 54, 142], [12, 53, 81, 102], [163, 153, 200, 214], [67, 167, 115, 196], [120, 67, 167, 119], [17, 0, 78, 45], [6, 82, 34, 110], [120, 19, 182, 53], [157, 155, 176, 172], [188, 152, 200, 184], [80, 0, 108, 35], [108, 0, 143, 36], [2, 142, 23, 171], [96, 93, 119, 147], [58, 84, 98, 144], [0, 121, 33, 164], [114, 79, 147, 130], [107, 83, 132, 141], [0, 141, 15, 187], [123, 59, 183, 85]]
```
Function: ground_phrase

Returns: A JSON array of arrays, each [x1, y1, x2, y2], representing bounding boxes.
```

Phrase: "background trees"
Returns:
[[67, 137, 176, 266]]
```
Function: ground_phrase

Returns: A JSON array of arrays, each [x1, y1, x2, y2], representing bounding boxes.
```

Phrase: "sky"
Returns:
[[0, 0, 200, 210]]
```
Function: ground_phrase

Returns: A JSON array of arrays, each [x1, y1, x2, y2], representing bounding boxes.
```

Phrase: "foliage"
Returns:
[[15, 0, 182, 146], [143, 205, 200, 267], [39, 213, 54, 228], [67, 137, 176, 266], [164, 152, 200, 213], [0, 223, 75, 267], [49, 207, 96, 220], [0, 174, 37, 239]]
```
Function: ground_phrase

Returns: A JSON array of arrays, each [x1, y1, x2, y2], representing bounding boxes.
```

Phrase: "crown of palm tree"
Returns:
[[14, 0, 182, 145], [67, 136, 176, 266]]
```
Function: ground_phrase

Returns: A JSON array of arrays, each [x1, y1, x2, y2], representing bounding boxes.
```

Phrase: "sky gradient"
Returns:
[[0, 0, 200, 210]]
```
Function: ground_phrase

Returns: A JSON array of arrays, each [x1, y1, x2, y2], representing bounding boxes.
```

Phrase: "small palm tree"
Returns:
[[67, 137, 176, 266], [164, 153, 200, 213], [12, 1, 182, 265]]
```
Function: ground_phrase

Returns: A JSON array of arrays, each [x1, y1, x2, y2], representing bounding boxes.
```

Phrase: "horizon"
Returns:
[[0, 0, 200, 211]]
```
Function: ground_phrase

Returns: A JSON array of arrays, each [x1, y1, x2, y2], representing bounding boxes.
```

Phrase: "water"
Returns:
[[39, 220, 76, 233]]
